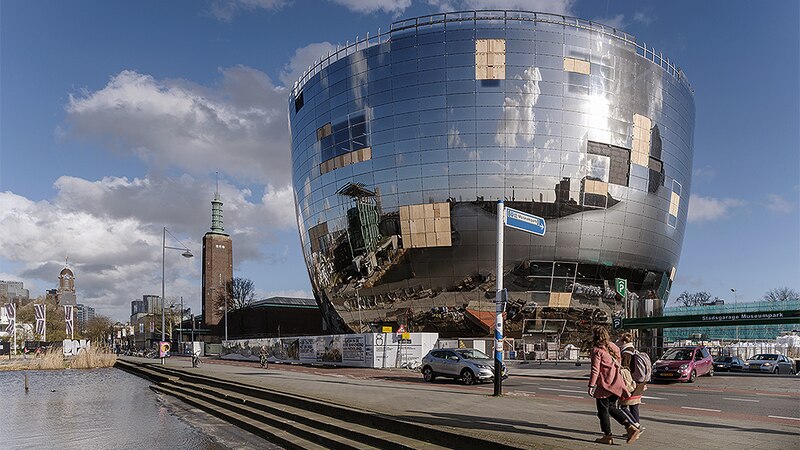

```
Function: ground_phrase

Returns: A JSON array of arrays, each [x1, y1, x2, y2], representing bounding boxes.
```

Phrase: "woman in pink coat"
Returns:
[[588, 326, 641, 445]]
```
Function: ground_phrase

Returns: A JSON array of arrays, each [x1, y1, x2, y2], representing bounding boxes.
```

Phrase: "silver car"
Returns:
[[744, 354, 796, 374], [421, 348, 508, 385]]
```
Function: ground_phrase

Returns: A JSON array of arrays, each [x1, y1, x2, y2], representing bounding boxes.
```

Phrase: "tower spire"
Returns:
[[210, 172, 225, 233]]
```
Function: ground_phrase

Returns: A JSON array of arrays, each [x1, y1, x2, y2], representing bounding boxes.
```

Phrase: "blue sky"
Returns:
[[1, 0, 798, 321]]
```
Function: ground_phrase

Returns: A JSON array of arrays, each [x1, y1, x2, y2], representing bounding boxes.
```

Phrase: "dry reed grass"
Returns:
[[70, 346, 117, 369], [0, 346, 116, 371]]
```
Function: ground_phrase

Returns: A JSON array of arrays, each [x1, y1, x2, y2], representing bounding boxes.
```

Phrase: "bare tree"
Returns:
[[672, 291, 720, 307], [763, 287, 799, 303], [216, 277, 256, 311], [85, 316, 114, 344]]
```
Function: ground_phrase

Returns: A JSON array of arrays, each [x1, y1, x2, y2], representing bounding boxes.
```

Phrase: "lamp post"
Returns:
[[162, 226, 193, 364], [730, 288, 739, 343]]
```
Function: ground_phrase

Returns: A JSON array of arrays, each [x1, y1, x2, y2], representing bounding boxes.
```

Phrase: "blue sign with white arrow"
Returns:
[[504, 207, 546, 236]]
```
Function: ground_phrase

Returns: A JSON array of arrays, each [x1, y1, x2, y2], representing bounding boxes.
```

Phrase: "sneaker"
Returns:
[[595, 435, 614, 445], [626, 425, 641, 444]]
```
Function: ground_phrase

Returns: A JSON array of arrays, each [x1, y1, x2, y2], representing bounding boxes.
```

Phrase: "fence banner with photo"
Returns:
[[34, 303, 46, 340], [4, 303, 15, 334], [64, 305, 74, 338], [221, 332, 438, 369]]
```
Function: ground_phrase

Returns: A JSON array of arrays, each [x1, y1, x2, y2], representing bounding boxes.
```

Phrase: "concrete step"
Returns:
[[131, 360, 522, 450], [172, 378, 448, 450], [162, 381, 376, 450], [150, 383, 327, 450], [115, 360, 179, 383]]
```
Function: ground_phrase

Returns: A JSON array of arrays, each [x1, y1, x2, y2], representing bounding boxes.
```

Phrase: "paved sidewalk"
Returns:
[[126, 357, 800, 449]]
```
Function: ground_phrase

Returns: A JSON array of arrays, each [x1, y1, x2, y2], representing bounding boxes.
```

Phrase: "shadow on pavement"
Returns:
[[566, 411, 800, 436], [402, 410, 600, 444]]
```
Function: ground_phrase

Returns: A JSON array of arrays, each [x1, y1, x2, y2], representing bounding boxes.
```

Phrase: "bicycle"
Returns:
[[259, 352, 269, 369]]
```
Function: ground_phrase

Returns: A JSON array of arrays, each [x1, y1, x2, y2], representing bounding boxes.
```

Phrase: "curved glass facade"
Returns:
[[289, 11, 695, 340]]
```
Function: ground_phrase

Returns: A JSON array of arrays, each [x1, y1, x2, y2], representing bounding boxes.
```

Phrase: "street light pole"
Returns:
[[730, 288, 739, 342], [161, 226, 166, 364], [161, 226, 194, 365]]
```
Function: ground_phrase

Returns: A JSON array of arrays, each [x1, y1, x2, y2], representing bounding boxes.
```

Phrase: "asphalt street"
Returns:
[[467, 372, 800, 425]]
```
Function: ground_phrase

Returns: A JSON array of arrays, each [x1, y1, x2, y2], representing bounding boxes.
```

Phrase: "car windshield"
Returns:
[[455, 349, 490, 360], [714, 357, 733, 363], [751, 354, 778, 360], [661, 348, 694, 361]]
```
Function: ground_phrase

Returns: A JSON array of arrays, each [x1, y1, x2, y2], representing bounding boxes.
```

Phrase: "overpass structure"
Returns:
[[619, 309, 800, 330]]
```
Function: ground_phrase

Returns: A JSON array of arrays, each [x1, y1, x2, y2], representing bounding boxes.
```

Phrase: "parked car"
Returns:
[[713, 356, 745, 372], [744, 354, 796, 374], [652, 346, 714, 383], [421, 348, 508, 385]]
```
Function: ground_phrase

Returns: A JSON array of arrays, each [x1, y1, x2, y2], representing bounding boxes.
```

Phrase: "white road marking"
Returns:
[[558, 395, 585, 399], [659, 393, 688, 397], [540, 387, 585, 394], [723, 397, 760, 403], [641, 395, 665, 400], [681, 406, 721, 412], [768, 415, 800, 421]]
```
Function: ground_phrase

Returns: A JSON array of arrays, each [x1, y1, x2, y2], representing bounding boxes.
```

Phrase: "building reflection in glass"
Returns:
[[288, 11, 694, 344]]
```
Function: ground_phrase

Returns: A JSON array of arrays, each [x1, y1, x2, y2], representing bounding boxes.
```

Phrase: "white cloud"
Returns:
[[65, 67, 290, 185], [427, 0, 574, 16], [633, 11, 655, 25], [331, 0, 411, 15], [208, 0, 288, 22], [687, 194, 746, 223], [692, 166, 716, 183], [280, 42, 338, 87], [765, 194, 794, 213], [0, 175, 296, 320], [592, 13, 626, 30]]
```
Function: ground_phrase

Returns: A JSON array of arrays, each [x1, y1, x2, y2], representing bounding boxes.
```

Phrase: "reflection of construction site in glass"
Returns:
[[289, 11, 695, 346]]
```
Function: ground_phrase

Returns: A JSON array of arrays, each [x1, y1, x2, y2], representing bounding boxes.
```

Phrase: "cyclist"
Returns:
[[259, 347, 269, 369]]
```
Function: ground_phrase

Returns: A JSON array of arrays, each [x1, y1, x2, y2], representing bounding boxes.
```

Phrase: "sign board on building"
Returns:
[[381, 326, 392, 333], [615, 278, 628, 298], [504, 207, 546, 236]]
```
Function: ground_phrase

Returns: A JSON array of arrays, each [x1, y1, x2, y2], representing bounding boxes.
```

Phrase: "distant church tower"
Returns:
[[57, 258, 77, 306], [202, 180, 233, 327]]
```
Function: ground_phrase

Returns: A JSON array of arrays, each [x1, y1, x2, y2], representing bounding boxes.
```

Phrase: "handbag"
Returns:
[[612, 353, 636, 395]]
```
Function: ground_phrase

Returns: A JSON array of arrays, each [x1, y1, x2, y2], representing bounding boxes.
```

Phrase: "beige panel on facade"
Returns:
[[584, 180, 608, 195], [548, 292, 561, 307], [476, 39, 505, 80], [563, 57, 590, 75], [669, 192, 680, 216], [424, 218, 435, 233], [399, 205, 409, 221], [631, 113, 652, 167], [559, 293, 572, 307], [410, 204, 425, 220], [423, 203, 435, 218], [670, 266, 677, 281], [316, 123, 332, 140], [436, 232, 452, 246]]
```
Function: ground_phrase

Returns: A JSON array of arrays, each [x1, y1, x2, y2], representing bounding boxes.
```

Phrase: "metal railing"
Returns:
[[290, 10, 693, 100]]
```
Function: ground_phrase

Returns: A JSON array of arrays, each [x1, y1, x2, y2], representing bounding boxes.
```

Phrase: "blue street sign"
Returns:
[[504, 207, 546, 236]]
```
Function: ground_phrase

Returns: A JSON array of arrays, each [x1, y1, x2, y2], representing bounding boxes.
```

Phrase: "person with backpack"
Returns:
[[588, 326, 642, 445], [617, 332, 650, 430]]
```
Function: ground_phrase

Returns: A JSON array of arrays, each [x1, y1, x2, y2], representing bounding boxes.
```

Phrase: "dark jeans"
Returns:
[[596, 395, 630, 435], [621, 404, 640, 424]]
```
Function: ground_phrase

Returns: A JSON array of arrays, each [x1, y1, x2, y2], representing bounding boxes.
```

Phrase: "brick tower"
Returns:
[[202, 183, 233, 327]]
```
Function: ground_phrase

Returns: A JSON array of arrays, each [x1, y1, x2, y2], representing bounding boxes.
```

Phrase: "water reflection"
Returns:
[[0, 368, 225, 450]]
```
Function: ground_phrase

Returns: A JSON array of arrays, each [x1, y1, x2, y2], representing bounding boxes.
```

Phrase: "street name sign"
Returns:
[[504, 207, 546, 236]]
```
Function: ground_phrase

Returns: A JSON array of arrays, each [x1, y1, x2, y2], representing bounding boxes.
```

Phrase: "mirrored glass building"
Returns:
[[288, 11, 695, 342]]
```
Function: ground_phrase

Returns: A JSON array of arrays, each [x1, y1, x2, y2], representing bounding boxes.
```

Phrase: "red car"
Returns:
[[652, 346, 714, 383]]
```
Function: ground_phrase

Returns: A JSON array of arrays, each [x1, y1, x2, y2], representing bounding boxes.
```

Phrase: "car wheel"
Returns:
[[422, 366, 436, 382], [688, 370, 697, 383], [461, 368, 476, 385]]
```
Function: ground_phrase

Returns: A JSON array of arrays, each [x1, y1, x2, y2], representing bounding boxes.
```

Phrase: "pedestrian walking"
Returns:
[[617, 333, 647, 430], [588, 326, 641, 445]]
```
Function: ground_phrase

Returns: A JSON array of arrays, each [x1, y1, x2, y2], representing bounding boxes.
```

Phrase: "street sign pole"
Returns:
[[494, 200, 505, 397]]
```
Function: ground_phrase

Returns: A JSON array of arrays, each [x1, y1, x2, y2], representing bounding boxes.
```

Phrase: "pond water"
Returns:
[[0, 367, 265, 449]]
